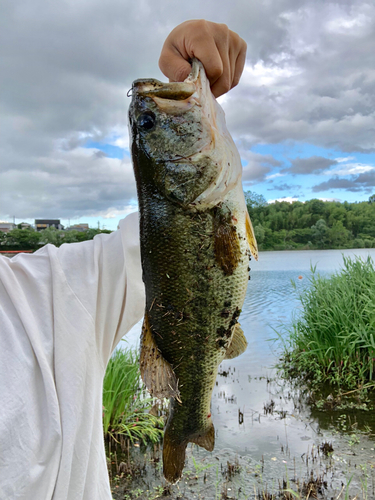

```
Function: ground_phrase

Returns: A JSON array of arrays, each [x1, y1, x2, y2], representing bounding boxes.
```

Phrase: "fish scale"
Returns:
[[129, 59, 258, 483]]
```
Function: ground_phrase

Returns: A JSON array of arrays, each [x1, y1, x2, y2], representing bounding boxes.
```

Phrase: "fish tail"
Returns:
[[163, 421, 215, 483], [163, 433, 188, 484]]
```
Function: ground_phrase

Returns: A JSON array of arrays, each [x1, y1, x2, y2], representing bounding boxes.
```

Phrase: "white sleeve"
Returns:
[[55, 212, 145, 364]]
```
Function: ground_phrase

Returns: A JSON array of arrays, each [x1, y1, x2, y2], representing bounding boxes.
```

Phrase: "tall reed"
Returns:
[[279, 256, 375, 389], [103, 346, 163, 444]]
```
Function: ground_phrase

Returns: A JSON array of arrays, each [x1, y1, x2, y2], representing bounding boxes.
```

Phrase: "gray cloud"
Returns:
[[285, 156, 337, 174], [239, 150, 280, 182], [267, 183, 302, 191], [224, 1, 375, 152], [242, 164, 272, 183], [312, 171, 375, 192], [1, 0, 375, 219], [0, 148, 137, 219]]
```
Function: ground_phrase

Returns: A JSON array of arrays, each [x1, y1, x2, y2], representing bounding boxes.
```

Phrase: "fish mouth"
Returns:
[[131, 79, 196, 101], [131, 59, 201, 103]]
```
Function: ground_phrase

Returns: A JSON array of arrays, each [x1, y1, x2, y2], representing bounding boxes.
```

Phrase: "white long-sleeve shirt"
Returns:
[[0, 213, 145, 500]]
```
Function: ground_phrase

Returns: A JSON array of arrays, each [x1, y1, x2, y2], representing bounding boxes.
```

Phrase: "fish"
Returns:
[[128, 59, 258, 484]]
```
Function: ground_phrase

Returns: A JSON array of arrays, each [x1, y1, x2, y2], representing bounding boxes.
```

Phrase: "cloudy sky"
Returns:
[[1, 0, 375, 229]]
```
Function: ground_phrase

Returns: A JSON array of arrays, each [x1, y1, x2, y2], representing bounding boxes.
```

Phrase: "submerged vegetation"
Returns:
[[103, 347, 163, 446], [278, 256, 375, 400]]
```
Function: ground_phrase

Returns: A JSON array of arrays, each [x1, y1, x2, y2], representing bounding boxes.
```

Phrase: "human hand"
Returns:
[[159, 19, 247, 98]]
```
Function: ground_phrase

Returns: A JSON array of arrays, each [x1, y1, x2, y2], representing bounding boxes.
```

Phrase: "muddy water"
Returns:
[[122, 249, 375, 499]]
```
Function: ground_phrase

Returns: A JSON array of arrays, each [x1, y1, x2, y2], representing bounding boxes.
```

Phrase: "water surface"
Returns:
[[124, 249, 375, 497]]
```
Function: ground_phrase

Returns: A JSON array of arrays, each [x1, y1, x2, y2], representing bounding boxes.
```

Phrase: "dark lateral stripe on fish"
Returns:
[[214, 212, 242, 276]]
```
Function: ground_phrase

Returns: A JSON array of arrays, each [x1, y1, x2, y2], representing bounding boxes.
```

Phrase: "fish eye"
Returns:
[[138, 112, 156, 131]]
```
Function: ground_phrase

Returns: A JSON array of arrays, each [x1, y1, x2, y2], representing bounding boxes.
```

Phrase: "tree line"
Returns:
[[0, 225, 111, 251], [246, 192, 375, 251], [2, 194, 375, 252]]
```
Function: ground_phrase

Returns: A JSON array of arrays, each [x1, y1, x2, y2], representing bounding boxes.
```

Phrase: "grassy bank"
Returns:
[[278, 256, 375, 403], [103, 347, 163, 446]]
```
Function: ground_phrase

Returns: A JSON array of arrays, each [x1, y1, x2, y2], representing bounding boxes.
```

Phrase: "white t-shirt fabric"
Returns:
[[0, 213, 145, 500]]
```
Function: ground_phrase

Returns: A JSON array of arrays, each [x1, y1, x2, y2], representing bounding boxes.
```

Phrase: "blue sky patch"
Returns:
[[84, 141, 127, 159]]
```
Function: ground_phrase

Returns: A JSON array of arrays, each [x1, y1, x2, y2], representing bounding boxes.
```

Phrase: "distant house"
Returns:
[[0, 222, 15, 233], [35, 219, 64, 231], [67, 223, 89, 232], [18, 222, 32, 229]]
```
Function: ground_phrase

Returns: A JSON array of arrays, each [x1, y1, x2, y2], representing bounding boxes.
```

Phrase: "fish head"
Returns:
[[128, 60, 242, 208]]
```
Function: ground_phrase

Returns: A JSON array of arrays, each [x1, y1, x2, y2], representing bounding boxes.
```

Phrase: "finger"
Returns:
[[159, 45, 192, 82], [160, 20, 226, 86], [210, 52, 231, 98], [188, 40, 224, 87], [208, 29, 232, 97], [231, 39, 247, 89], [211, 32, 247, 96], [186, 32, 224, 86], [159, 20, 247, 95]]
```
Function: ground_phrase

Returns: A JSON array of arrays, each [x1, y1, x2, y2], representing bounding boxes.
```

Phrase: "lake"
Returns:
[[123, 248, 375, 498]]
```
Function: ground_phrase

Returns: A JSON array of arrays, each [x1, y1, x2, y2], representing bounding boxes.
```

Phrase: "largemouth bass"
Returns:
[[128, 60, 258, 483]]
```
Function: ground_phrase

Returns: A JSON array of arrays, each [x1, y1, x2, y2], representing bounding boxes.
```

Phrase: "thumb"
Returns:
[[159, 48, 192, 82]]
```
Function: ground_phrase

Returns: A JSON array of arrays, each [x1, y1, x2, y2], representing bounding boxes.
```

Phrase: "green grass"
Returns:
[[103, 346, 164, 445], [278, 256, 375, 392]]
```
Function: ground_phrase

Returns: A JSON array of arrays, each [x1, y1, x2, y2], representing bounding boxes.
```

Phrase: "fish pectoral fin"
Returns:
[[189, 422, 215, 452], [224, 323, 248, 359], [246, 210, 258, 261], [140, 314, 180, 400]]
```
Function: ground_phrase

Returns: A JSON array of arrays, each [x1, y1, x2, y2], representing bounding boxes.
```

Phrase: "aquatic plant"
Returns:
[[279, 256, 375, 392], [103, 346, 164, 445]]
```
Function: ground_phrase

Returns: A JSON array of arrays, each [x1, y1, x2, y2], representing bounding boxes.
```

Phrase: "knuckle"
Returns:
[[217, 22, 229, 34], [213, 76, 231, 98], [231, 31, 247, 53], [192, 19, 210, 33], [210, 62, 224, 80]]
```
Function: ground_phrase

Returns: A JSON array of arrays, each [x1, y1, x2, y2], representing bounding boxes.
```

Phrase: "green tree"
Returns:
[[311, 219, 330, 248], [39, 227, 64, 246], [244, 191, 267, 209], [329, 221, 351, 248], [4, 228, 42, 249], [254, 224, 265, 245]]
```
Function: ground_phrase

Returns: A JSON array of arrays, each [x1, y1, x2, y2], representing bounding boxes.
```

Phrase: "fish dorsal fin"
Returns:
[[246, 211, 258, 261], [140, 314, 180, 400], [224, 323, 248, 359], [189, 422, 215, 451], [214, 212, 242, 276]]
